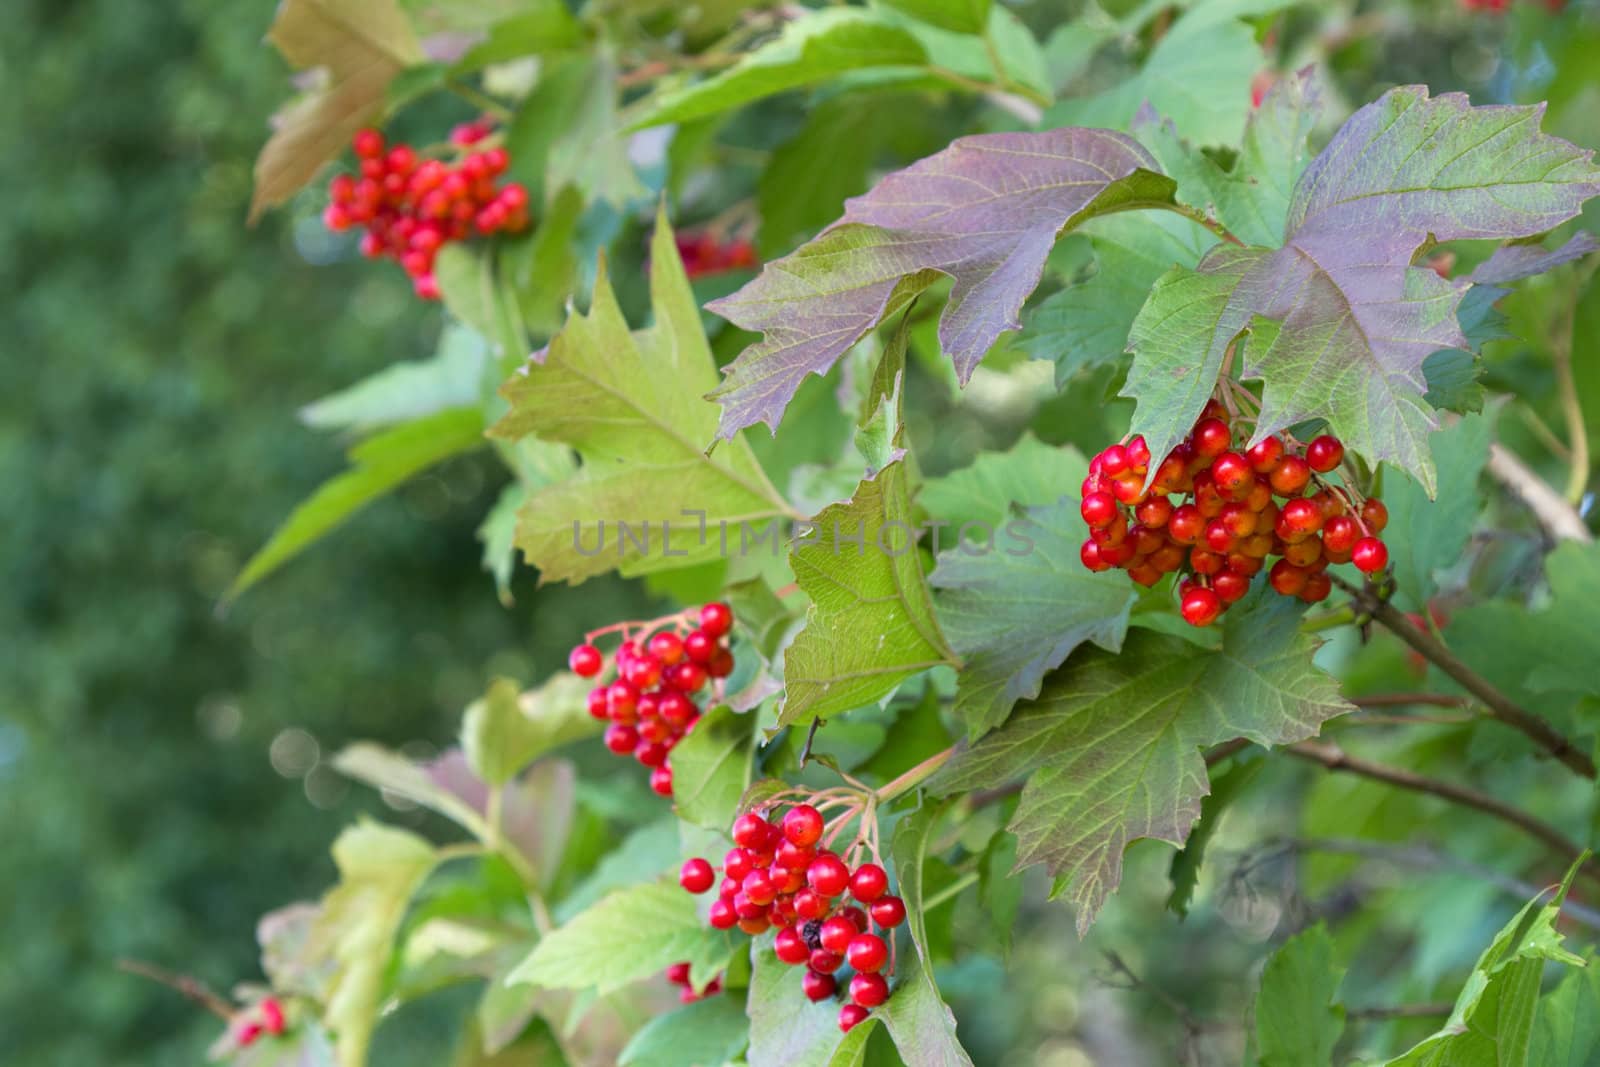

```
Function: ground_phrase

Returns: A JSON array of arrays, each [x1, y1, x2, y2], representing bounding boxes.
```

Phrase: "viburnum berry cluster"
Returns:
[[663, 960, 722, 1004], [675, 230, 759, 279], [232, 996, 286, 1048], [321, 124, 530, 301], [1080, 400, 1390, 627], [568, 602, 737, 797], [679, 798, 907, 1032]]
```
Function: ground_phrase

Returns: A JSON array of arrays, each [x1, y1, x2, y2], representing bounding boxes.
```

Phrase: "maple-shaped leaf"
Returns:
[[252, 0, 423, 220], [706, 128, 1175, 439], [488, 212, 794, 584], [929, 590, 1353, 933], [1470, 232, 1598, 284], [1125, 87, 1600, 494]]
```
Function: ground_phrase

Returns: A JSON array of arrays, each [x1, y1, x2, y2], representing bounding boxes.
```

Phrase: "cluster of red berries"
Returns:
[[1080, 402, 1390, 627], [322, 124, 530, 301], [568, 602, 737, 798], [233, 997, 286, 1047], [679, 803, 907, 1033], [663, 960, 722, 1004], [675, 231, 759, 279]]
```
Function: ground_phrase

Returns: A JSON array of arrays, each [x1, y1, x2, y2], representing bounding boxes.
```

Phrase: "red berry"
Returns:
[[699, 602, 733, 638], [1300, 572, 1333, 603], [708, 648, 735, 678], [820, 916, 857, 954], [1192, 417, 1232, 458], [743, 868, 777, 906], [624, 655, 663, 690], [724, 848, 753, 880], [1127, 435, 1152, 470], [809, 949, 843, 974], [1080, 540, 1109, 572], [846, 933, 889, 973], [1100, 444, 1130, 477], [1322, 515, 1358, 553], [708, 898, 737, 929], [1278, 498, 1323, 539], [603, 724, 637, 755], [794, 888, 828, 920], [1189, 548, 1225, 576], [1361, 498, 1389, 534], [669, 662, 708, 692], [352, 127, 384, 159], [585, 687, 608, 720], [1352, 537, 1389, 574], [1135, 496, 1173, 529], [1168, 505, 1205, 545], [775, 924, 811, 965], [666, 962, 691, 985], [1180, 586, 1223, 627], [235, 1021, 263, 1047], [683, 630, 716, 664], [681, 858, 715, 894], [802, 970, 837, 1002], [1305, 435, 1345, 473], [849, 863, 888, 903], [807, 853, 851, 897], [1246, 436, 1284, 473], [1269, 559, 1310, 597], [839, 1004, 870, 1032], [1213, 569, 1251, 604], [1080, 491, 1119, 529], [782, 804, 824, 848], [1269, 456, 1312, 496], [732, 813, 770, 849], [569, 644, 603, 677], [650, 764, 673, 796], [1211, 452, 1252, 494], [260, 998, 285, 1035], [849, 972, 890, 1008], [868, 895, 906, 928], [647, 631, 685, 665], [635, 741, 669, 768]]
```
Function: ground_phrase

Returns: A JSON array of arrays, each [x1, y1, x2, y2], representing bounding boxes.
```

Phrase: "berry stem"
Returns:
[[1158, 201, 1246, 247], [874, 746, 956, 804], [1331, 574, 1597, 779], [444, 77, 513, 122], [117, 959, 236, 1020], [920, 870, 980, 912]]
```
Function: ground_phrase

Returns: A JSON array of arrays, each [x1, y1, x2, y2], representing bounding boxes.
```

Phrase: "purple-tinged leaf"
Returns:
[[707, 129, 1175, 438], [1470, 232, 1598, 284], [1127, 87, 1600, 494]]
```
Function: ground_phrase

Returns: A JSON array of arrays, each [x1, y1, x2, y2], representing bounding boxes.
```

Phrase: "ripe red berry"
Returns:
[[666, 962, 691, 984], [782, 805, 824, 848], [775, 924, 811, 965], [819, 916, 857, 954], [568, 644, 603, 677], [1352, 537, 1389, 574], [839, 1003, 870, 1032], [708, 898, 737, 929], [708, 648, 735, 678], [849, 972, 890, 1008], [235, 1021, 264, 1047], [1305, 435, 1345, 473], [699, 602, 733, 638], [1192, 417, 1232, 458], [650, 765, 673, 796], [1361, 498, 1389, 534], [683, 629, 716, 664], [1211, 453, 1252, 494], [1269, 456, 1312, 496], [668, 662, 708, 692], [680, 858, 715, 894], [1099, 444, 1130, 476], [1168, 504, 1205, 545], [846, 933, 889, 973], [1246, 436, 1284, 473], [1300, 572, 1333, 603], [635, 740, 670, 768], [647, 631, 685, 665], [1080, 540, 1109, 572], [1213, 569, 1251, 604], [1204, 519, 1237, 554], [585, 687, 608, 720], [794, 888, 828, 920], [849, 864, 888, 903], [1127, 435, 1152, 470], [603, 724, 638, 755], [724, 847, 754, 880], [1080, 491, 1118, 529], [1269, 559, 1309, 597], [802, 970, 837, 1002], [352, 127, 384, 159], [869, 895, 906, 928], [809, 949, 843, 974], [807, 853, 851, 897], [260, 998, 285, 1035], [1278, 498, 1323, 539], [1322, 515, 1358, 553], [732, 812, 769, 849], [1180, 586, 1223, 627]]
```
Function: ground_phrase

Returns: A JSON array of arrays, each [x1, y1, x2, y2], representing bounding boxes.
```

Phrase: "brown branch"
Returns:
[[1352, 692, 1470, 709], [1347, 1002, 1455, 1021], [117, 958, 235, 1019], [1487, 443, 1592, 544], [1333, 575, 1596, 779], [1282, 740, 1600, 882]]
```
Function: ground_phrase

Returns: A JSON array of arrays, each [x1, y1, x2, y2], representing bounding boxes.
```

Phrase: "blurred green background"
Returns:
[[3, 1, 1596, 1065]]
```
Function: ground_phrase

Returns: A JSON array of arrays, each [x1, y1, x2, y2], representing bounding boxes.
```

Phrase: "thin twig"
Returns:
[[1283, 740, 1600, 882], [1347, 1002, 1455, 1020], [798, 716, 822, 767], [1551, 264, 1595, 505], [1333, 574, 1596, 778], [1351, 692, 1470, 709], [1486, 443, 1592, 544], [1101, 951, 1218, 1066], [117, 959, 235, 1019]]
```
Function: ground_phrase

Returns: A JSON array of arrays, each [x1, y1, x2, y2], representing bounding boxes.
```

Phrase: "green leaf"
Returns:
[[1207, 67, 1322, 248], [553, 817, 682, 923], [667, 704, 756, 831], [931, 498, 1135, 739], [311, 822, 439, 1067], [746, 939, 856, 1066], [1123, 247, 1269, 478], [461, 673, 600, 787], [508, 882, 734, 995], [877, 0, 991, 34], [478, 483, 525, 607], [1166, 754, 1260, 918], [301, 325, 491, 433], [1382, 861, 1586, 1066], [618, 994, 750, 1067], [330, 744, 490, 838], [883, 803, 974, 1066], [1019, 212, 1213, 386], [1381, 412, 1492, 611], [1255, 924, 1346, 1067], [251, 0, 423, 219], [1530, 958, 1600, 1067], [919, 434, 1087, 535], [931, 590, 1354, 932], [631, 10, 928, 128], [978, 829, 1021, 957], [488, 211, 792, 584], [780, 453, 958, 727], [1422, 350, 1487, 416], [448, 2, 586, 70], [228, 407, 486, 599]]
